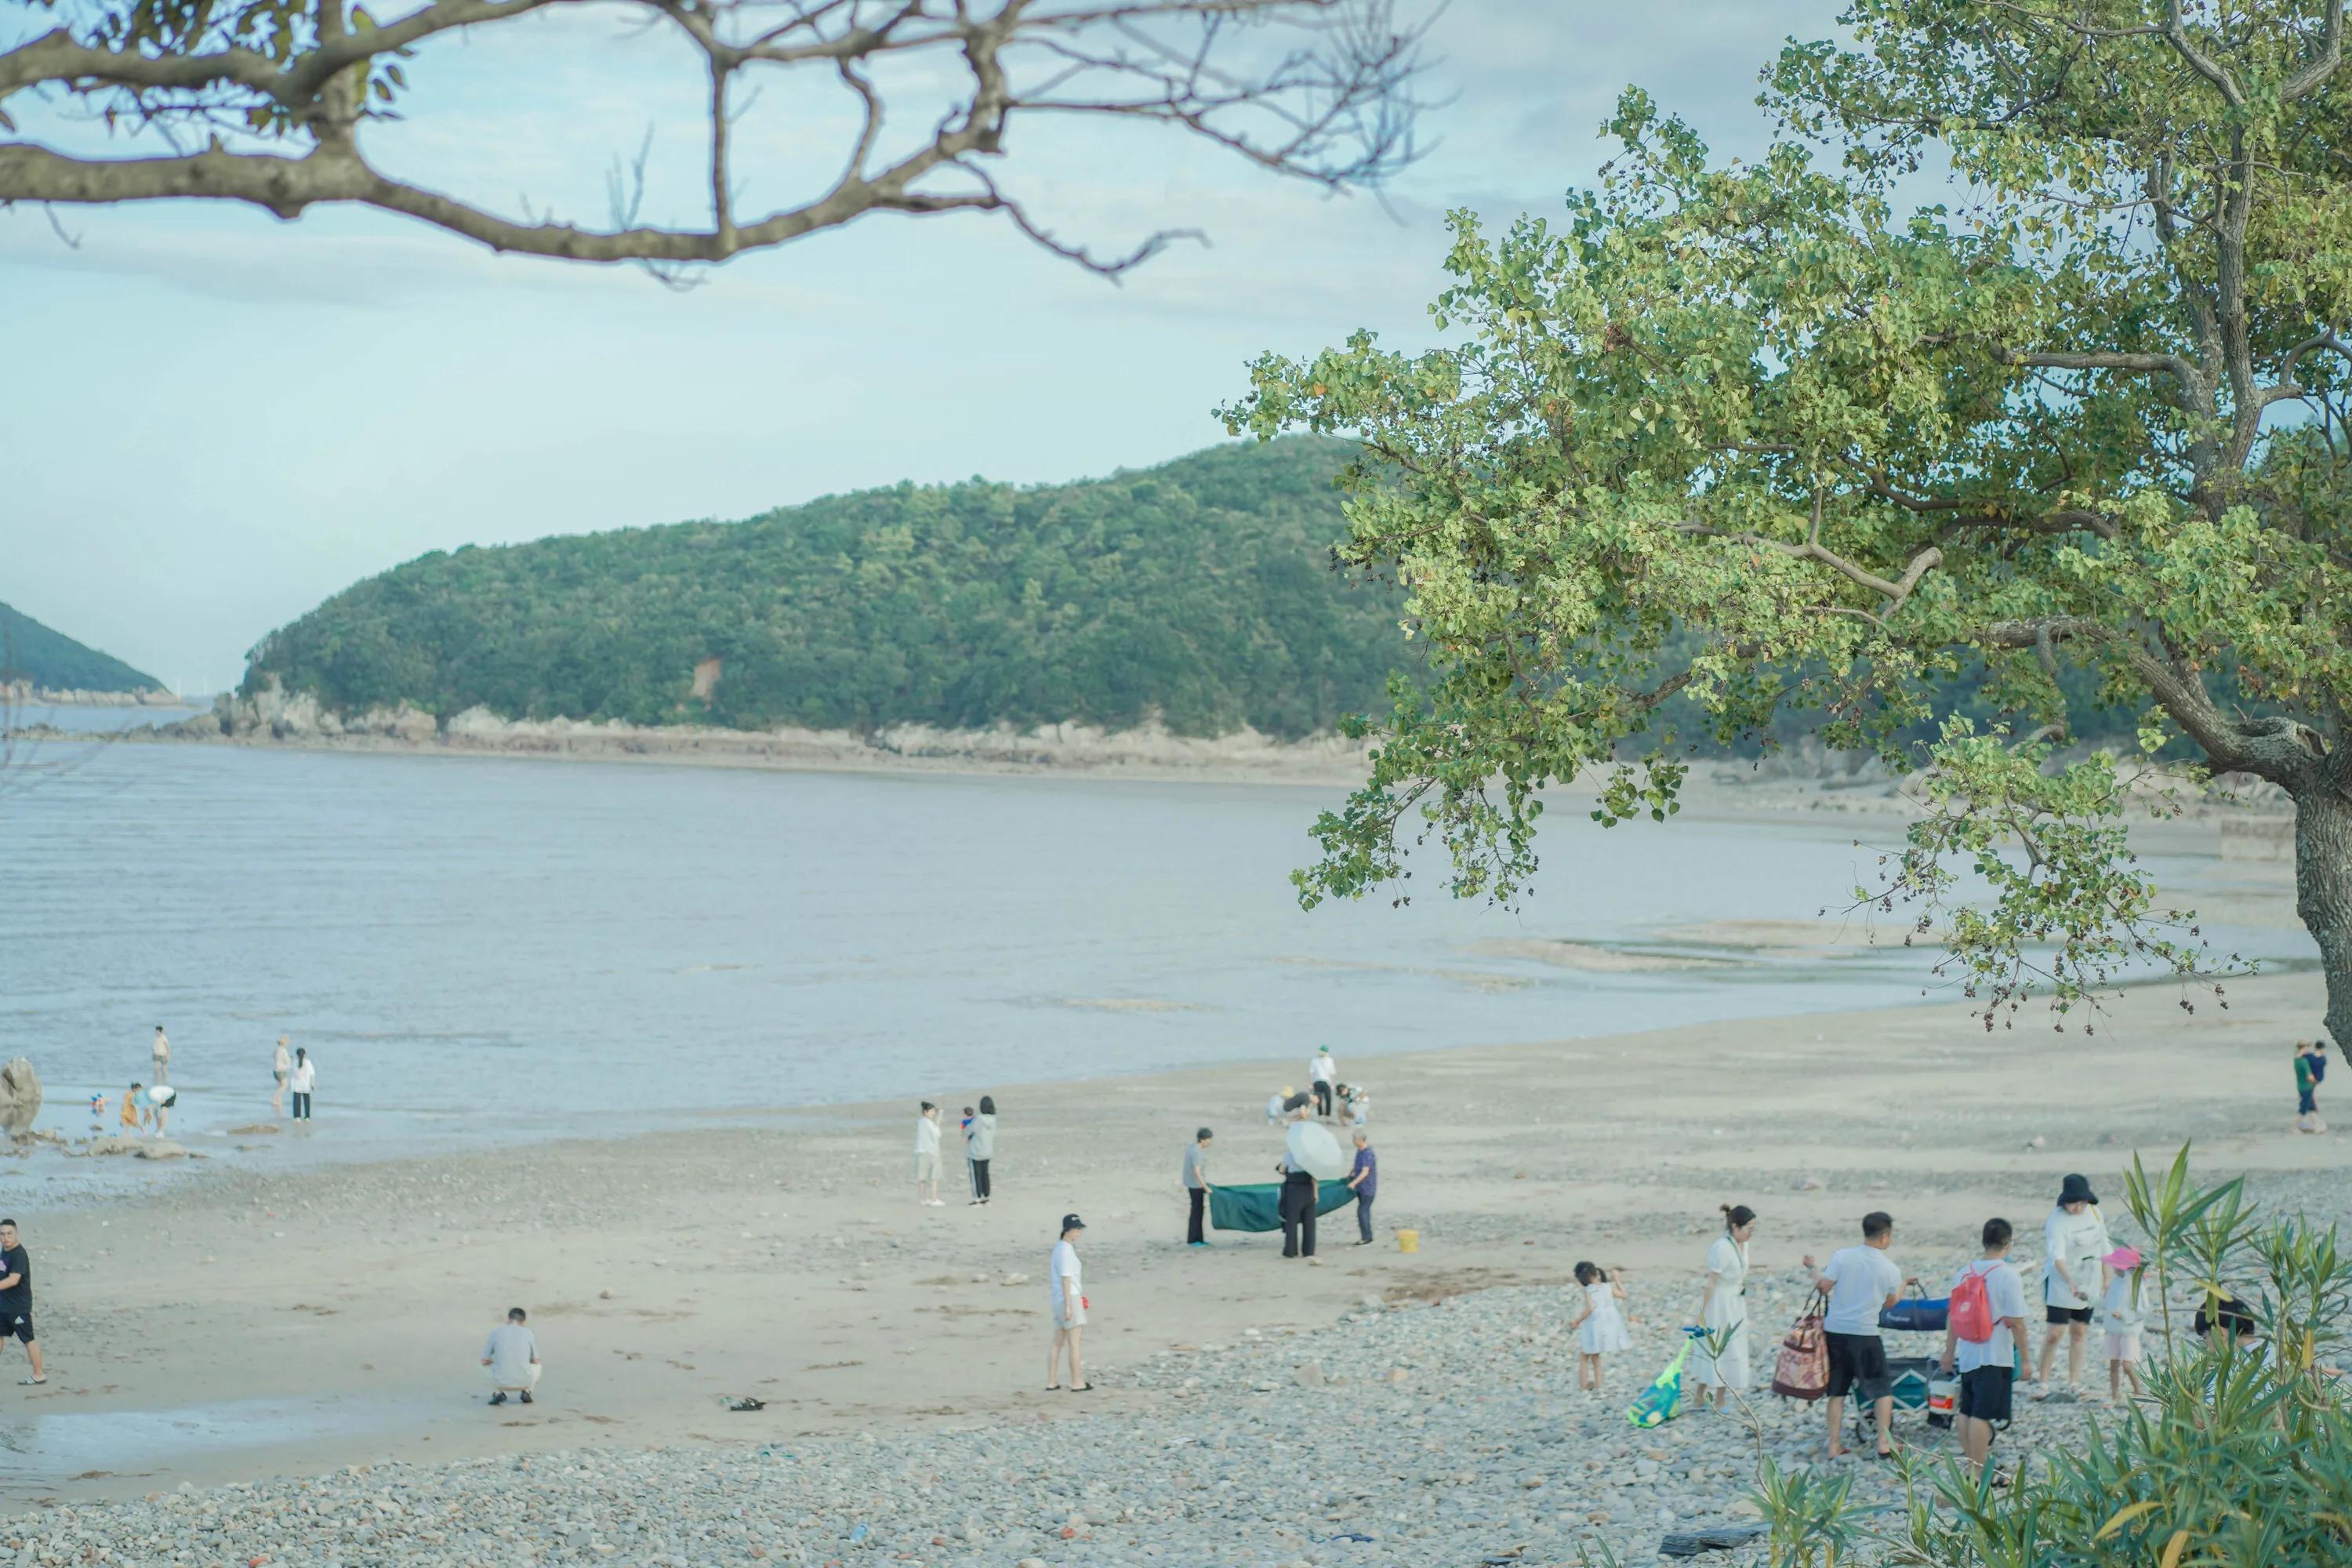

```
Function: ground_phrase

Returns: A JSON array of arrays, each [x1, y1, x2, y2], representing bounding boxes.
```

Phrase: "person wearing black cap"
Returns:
[[1046, 1214, 1090, 1392], [2034, 1173, 2111, 1400]]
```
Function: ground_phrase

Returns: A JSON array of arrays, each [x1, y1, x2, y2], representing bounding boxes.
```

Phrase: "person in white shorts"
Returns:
[[1047, 1214, 1090, 1392], [913, 1102, 942, 1207]]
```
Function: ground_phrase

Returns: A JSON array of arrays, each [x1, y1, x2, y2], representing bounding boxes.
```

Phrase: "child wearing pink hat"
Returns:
[[2097, 1244, 2145, 1401]]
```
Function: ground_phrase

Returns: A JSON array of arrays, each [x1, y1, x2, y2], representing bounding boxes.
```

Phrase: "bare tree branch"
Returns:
[[0, 0, 1431, 274]]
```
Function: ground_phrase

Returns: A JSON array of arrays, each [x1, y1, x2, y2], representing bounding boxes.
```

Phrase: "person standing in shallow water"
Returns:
[[151, 1025, 170, 1087], [965, 1095, 997, 1205], [272, 1036, 291, 1118], [289, 1048, 317, 1123]]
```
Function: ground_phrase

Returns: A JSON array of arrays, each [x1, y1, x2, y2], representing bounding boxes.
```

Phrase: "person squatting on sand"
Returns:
[[1046, 1214, 1089, 1392], [481, 1306, 540, 1406]]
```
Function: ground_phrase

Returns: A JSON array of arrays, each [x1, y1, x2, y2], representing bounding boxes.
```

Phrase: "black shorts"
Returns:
[[1823, 1330, 1889, 1399], [1958, 1365, 2013, 1424], [0, 1314, 33, 1343], [2046, 1305, 2093, 1326]]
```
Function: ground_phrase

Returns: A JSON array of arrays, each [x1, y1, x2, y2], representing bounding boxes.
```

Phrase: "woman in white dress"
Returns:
[[1689, 1203, 1756, 1405]]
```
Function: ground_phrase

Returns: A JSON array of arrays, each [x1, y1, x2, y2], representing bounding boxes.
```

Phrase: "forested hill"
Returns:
[[1, 600, 165, 694], [241, 438, 1411, 739]]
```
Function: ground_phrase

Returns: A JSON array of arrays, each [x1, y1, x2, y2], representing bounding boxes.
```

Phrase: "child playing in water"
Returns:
[[1569, 1261, 1632, 1391], [2099, 1245, 2146, 1402]]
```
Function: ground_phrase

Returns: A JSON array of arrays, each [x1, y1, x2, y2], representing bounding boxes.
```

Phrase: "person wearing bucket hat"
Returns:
[[2034, 1174, 2112, 1400], [1046, 1214, 1090, 1392], [2097, 1244, 2146, 1402]]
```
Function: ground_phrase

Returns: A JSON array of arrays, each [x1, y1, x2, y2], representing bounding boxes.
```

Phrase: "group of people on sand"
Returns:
[[913, 1096, 999, 1207], [1226, 1049, 1379, 1260], [1619, 1172, 2203, 1481]]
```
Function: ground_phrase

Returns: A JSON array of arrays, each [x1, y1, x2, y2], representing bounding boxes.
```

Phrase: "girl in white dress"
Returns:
[[1690, 1203, 1756, 1403], [1569, 1260, 1632, 1390]]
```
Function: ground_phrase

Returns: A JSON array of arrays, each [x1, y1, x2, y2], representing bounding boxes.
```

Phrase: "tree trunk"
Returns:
[[2294, 782, 2352, 1066]]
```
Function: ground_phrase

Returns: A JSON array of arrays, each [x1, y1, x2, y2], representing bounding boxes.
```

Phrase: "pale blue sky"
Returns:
[[3, 2, 1830, 691]]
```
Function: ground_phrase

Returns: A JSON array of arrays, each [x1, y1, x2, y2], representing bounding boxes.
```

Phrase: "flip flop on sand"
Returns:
[[19, 1377, 43, 1385]]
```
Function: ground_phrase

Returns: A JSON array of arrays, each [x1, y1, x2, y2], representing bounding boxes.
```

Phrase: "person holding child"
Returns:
[[1569, 1262, 1631, 1391], [2098, 1244, 2146, 1401]]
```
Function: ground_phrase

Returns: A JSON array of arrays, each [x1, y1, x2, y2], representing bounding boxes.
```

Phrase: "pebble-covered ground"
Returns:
[[6, 1265, 2173, 1568]]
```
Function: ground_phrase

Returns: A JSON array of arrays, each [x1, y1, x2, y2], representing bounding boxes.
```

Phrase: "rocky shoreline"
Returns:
[[0, 1272, 2208, 1567], [38, 687, 1381, 785]]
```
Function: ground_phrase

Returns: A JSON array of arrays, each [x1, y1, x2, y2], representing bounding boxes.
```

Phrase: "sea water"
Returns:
[[0, 723, 2308, 1168]]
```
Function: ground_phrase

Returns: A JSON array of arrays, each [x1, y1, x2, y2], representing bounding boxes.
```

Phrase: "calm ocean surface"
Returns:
[[0, 713, 2308, 1168]]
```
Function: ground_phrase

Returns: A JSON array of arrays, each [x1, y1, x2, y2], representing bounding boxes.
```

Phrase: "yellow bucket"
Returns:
[[1396, 1228, 1420, 1254]]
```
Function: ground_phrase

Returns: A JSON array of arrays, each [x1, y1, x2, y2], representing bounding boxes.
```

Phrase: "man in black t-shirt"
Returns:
[[0, 1219, 45, 1385]]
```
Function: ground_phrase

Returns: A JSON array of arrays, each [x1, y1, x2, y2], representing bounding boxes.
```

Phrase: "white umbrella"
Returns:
[[1285, 1121, 1348, 1181]]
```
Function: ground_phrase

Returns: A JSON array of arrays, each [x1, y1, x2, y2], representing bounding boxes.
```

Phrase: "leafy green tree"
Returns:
[[1225, 1, 2352, 1050], [241, 437, 1415, 740]]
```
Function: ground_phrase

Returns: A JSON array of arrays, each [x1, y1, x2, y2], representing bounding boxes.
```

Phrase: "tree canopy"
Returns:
[[242, 437, 1414, 738], [1225, 0, 2352, 1047]]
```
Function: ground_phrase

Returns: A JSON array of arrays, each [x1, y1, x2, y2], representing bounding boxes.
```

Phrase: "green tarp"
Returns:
[[1210, 1179, 1355, 1233]]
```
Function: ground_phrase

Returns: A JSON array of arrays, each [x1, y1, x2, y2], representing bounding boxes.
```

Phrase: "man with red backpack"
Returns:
[[1940, 1218, 2036, 1478]]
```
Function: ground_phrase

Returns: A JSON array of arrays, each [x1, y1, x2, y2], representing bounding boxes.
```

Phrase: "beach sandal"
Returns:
[[1044, 1384, 1062, 1392], [1069, 1383, 1094, 1392], [19, 1377, 43, 1386]]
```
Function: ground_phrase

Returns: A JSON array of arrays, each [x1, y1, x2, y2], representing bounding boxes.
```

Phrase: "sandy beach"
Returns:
[[10, 961, 2344, 1515]]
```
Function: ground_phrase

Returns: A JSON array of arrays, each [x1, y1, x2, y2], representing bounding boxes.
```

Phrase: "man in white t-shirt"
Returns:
[[913, 1102, 943, 1207], [1046, 1214, 1089, 1392], [1809, 1211, 1915, 1459], [1940, 1218, 2034, 1475], [1310, 1047, 1337, 1117], [480, 1306, 542, 1406]]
